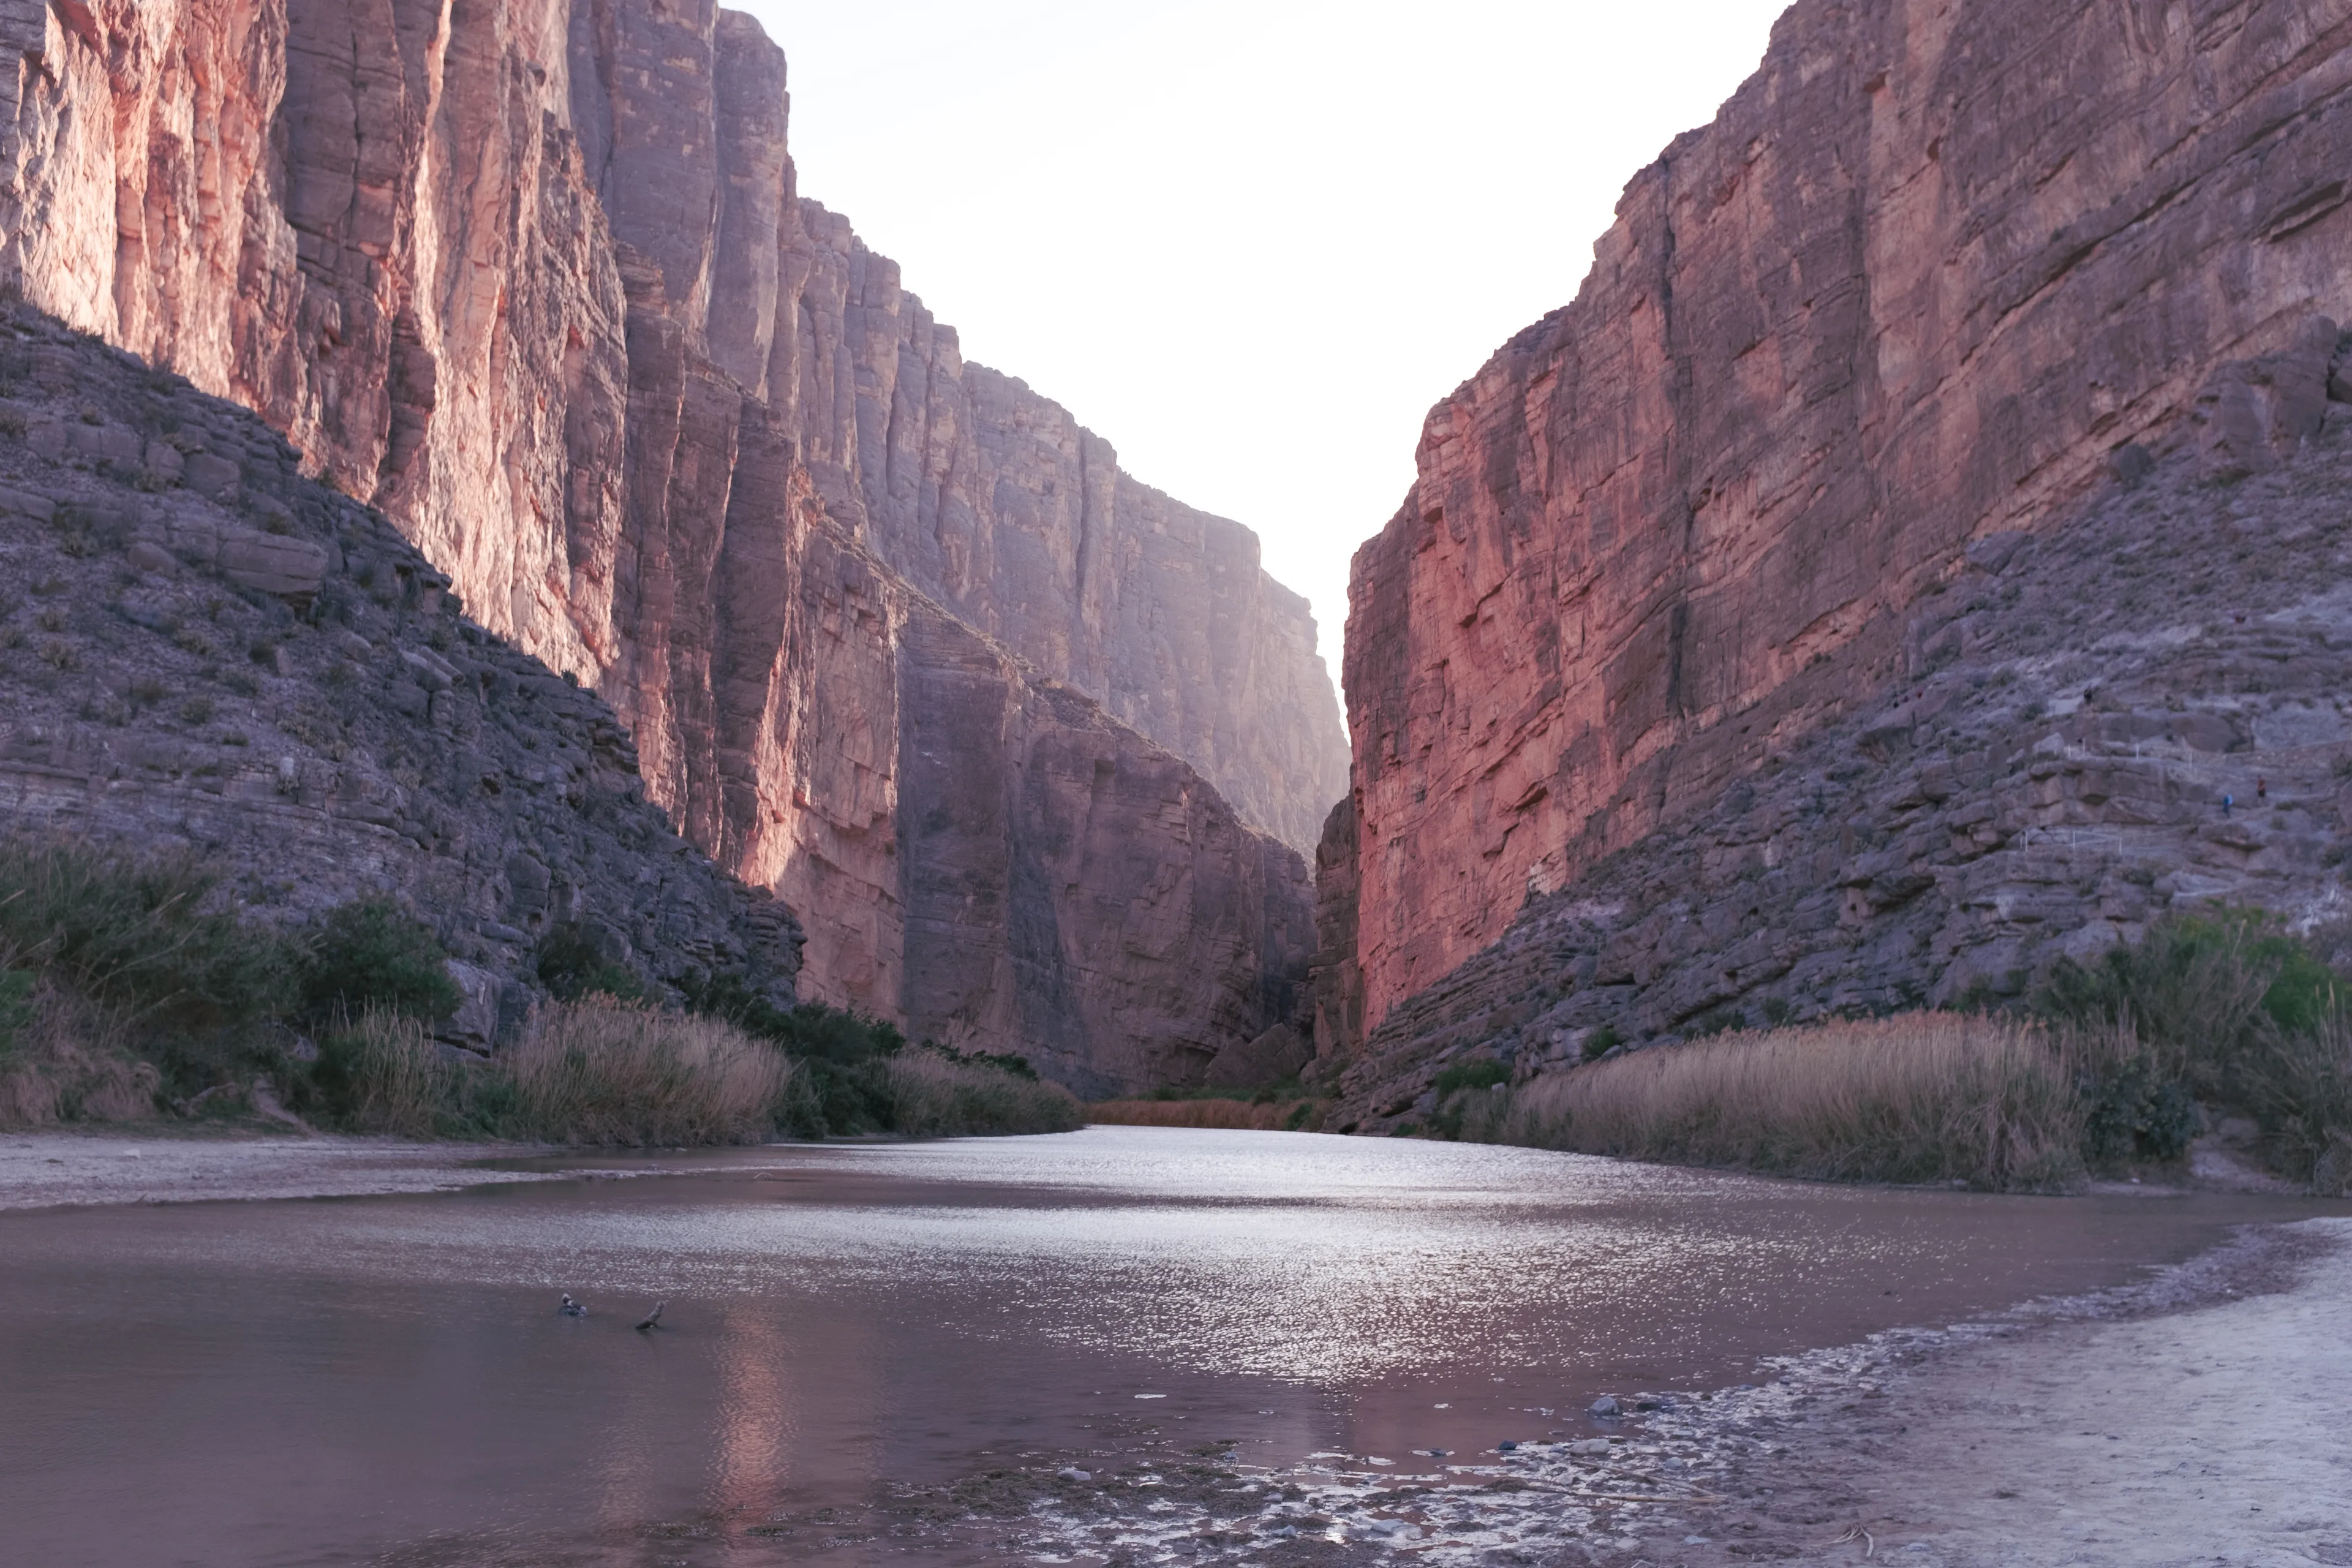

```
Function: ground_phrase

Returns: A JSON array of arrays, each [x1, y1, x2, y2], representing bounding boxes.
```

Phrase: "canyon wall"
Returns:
[[0, 0, 1334, 1088], [1336, 0, 2352, 1041]]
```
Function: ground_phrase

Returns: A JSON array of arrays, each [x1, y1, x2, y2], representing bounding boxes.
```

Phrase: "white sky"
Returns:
[[732, 1, 1785, 689]]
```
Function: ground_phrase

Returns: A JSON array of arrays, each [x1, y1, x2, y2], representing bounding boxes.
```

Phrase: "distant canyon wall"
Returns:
[[0, 0, 1335, 1089], [1333, 0, 2352, 1039]]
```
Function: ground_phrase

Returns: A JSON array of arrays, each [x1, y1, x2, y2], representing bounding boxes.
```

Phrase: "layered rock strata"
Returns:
[[1338, 0, 2352, 1038], [1328, 364, 2352, 1130], [0, 0, 1336, 1087], [0, 307, 800, 1044]]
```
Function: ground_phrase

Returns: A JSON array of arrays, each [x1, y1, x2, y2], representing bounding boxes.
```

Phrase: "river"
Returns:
[[0, 1126, 2335, 1566]]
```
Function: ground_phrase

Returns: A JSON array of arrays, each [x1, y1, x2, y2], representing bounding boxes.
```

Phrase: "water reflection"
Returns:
[[0, 1127, 2339, 1566]]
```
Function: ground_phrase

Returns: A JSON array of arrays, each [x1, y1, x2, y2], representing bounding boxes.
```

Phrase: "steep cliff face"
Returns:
[[1328, 385, 2352, 1131], [0, 0, 1332, 1088], [1340, 0, 2352, 1036]]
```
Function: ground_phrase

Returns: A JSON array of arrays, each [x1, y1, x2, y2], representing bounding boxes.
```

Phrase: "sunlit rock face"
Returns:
[[1333, 0, 2352, 1042], [0, 0, 1336, 1089]]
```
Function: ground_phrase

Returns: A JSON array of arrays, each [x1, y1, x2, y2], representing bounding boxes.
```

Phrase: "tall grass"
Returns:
[[1491, 1014, 2086, 1190], [2035, 911, 2352, 1189], [0, 980, 160, 1125], [0, 837, 296, 1031], [505, 999, 794, 1145], [1088, 1097, 1318, 1131], [311, 1011, 473, 1138], [888, 1050, 1083, 1137]]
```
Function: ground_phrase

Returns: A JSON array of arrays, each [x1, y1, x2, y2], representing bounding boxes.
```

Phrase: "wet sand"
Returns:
[[0, 1128, 567, 1209], [1620, 1216, 2352, 1568], [964, 1217, 2352, 1566]]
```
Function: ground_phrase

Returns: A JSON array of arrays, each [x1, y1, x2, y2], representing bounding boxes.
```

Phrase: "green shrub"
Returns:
[[533, 922, 646, 1003], [1433, 1058, 1510, 1095], [2077, 1047, 2200, 1166], [0, 837, 296, 1030], [684, 974, 913, 1136], [2036, 910, 2350, 1184], [1581, 1024, 1622, 1063], [0, 968, 33, 1058], [298, 897, 460, 1023], [886, 1050, 1082, 1137]]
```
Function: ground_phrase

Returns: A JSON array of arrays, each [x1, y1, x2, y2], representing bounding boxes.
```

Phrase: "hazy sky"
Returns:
[[733, 1, 1785, 688]]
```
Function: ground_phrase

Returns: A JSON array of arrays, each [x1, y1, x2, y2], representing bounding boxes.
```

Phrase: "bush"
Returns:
[[298, 897, 461, 1023], [533, 922, 646, 1003], [888, 1050, 1083, 1137], [1493, 1014, 2086, 1190], [504, 998, 793, 1146], [1088, 1096, 1320, 1131], [307, 1010, 470, 1137], [2036, 910, 2351, 1186], [0, 837, 295, 1030], [684, 975, 915, 1136], [1432, 1057, 1510, 1095]]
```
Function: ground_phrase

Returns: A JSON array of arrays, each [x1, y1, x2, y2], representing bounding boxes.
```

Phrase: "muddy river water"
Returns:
[[0, 1127, 2336, 1566]]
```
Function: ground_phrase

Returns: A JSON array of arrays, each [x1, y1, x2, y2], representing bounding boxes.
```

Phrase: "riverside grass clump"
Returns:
[[2035, 910, 2352, 1193], [303, 1001, 792, 1144], [503, 999, 794, 1145], [1482, 1014, 2087, 1190], [1444, 911, 2352, 1193], [0, 835, 466, 1123], [1088, 1097, 1318, 1131], [0, 834, 1079, 1142], [888, 1050, 1084, 1137]]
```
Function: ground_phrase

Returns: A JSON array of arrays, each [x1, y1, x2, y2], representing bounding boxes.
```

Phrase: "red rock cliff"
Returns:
[[1339, 0, 2352, 1035], [0, 0, 1333, 1088]]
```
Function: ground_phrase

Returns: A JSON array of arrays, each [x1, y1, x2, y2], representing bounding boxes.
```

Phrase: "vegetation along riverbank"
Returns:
[[0, 835, 1077, 1142], [1410, 912, 2352, 1194]]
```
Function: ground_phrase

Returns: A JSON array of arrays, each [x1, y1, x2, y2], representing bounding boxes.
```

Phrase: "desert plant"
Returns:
[[298, 897, 460, 1023], [533, 922, 646, 1003], [505, 997, 793, 1145], [1494, 1013, 2086, 1190], [888, 1049, 1083, 1137], [2036, 910, 2351, 1182], [0, 980, 160, 1125], [1088, 1096, 1320, 1131], [0, 836, 296, 1030], [308, 1009, 464, 1137]]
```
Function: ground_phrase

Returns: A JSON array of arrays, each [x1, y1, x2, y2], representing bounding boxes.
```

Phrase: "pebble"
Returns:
[[1588, 1396, 1621, 1418]]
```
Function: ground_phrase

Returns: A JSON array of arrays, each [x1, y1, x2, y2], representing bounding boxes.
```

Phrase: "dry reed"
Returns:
[[1088, 1097, 1316, 1131], [1494, 1013, 2085, 1189], [320, 1009, 456, 1137], [0, 981, 159, 1125], [506, 997, 793, 1145], [886, 1050, 1084, 1137]]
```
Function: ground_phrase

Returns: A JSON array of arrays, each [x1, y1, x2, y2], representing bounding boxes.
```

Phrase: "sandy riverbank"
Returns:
[[0, 1128, 567, 1210]]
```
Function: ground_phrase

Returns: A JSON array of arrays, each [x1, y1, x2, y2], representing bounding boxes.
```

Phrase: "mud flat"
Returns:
[[0, 1130, 565, 1210]]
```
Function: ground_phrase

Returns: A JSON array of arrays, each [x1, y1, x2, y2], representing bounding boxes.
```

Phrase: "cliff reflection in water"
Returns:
[[0, 1128, 2334, 1567]]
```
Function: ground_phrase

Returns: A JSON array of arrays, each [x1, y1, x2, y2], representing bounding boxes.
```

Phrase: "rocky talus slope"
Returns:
[[1327, 376, 2352, 1131], [0, 307, 799, 1044], [0, 0, 1336, 1088], [1334, 0, 2352, 1035]]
